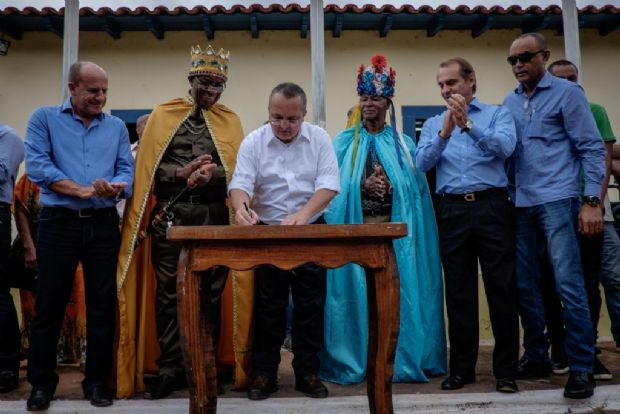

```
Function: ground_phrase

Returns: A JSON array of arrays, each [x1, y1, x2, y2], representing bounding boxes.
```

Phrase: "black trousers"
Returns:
[[439, 190, 519, 379], [0, 203, 20, 374], [27, 207, 120, 394], [252, 262, 326, 380]]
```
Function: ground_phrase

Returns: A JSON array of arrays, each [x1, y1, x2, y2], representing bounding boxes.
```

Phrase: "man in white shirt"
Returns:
[[228, 82, 339, 400]]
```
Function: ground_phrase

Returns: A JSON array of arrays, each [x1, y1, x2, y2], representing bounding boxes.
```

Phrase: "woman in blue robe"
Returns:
[[320, 55, 446, 383]]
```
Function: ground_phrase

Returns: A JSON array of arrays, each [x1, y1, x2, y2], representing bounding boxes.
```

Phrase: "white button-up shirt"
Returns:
[[228, 122, 340, 225]]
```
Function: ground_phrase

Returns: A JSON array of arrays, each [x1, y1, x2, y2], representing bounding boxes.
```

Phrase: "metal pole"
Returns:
[[310, 0, 326, 129], [62, 0, 79, 100], [561, 0, 582, 82]]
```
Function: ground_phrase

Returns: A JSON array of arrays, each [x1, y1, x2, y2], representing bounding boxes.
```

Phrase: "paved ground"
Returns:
[[2, 342, 620, 413]]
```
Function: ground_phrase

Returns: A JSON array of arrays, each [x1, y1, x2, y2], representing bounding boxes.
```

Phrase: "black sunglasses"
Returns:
[[506, 49, 546, 65]]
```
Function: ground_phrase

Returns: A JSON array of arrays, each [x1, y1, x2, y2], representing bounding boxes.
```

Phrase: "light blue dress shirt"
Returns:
[[415, 98, 516, 194], [25, 99, 134, 209], [503, 72, 605, 207], [0, 124, 24, 204]]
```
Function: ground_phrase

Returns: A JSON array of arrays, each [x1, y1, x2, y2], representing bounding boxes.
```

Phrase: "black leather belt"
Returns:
[[441, 187, 507, 202], [42, 206, 118, 219]]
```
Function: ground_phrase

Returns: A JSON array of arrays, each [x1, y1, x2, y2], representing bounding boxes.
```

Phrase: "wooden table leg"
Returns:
[[364, 245, 400, 414], [177, 248, 218, 414]]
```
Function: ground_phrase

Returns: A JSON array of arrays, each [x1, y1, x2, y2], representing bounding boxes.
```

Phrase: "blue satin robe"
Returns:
[[319, 125, 447, 383]]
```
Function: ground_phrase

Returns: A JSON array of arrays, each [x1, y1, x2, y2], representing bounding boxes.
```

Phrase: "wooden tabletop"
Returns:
[[167, 223, 407, 241]]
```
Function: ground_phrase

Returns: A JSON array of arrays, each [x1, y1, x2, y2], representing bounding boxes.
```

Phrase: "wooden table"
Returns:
[[168, 223, 407, 414]]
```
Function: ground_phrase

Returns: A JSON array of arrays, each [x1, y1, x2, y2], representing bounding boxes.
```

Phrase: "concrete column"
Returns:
[[62, 0, 79, 100], [310, 0, 326, 129], [561, 0, 582, 81]]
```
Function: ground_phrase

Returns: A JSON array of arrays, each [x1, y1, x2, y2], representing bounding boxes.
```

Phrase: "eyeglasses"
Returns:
[[506, 49, 546, 66], [193, 77, 225, 92], [269, 118, 302, 126]]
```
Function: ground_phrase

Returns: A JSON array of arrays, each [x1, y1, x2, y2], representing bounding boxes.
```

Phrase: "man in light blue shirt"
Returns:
[[416, 57, 519, 394], [24, 61, 133, 411], [0, 124, 24, 394], [502, 32, 605, 400]]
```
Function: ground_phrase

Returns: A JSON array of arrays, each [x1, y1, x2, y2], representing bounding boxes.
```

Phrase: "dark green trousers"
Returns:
[[151, 201, 229, 380]]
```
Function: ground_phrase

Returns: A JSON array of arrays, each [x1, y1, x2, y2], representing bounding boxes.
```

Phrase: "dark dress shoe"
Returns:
[[496, 378, 518, 393], [441, 375, 475, 390], [144, 375, 187, 400], [0, 370, 18, 393], [516, 357, 552, 379], [294, 374, 328, 398], [247, 375, 278, 400], [564, 371, 595, 399], [27, 389, 53, 411], [84, 385, 114, 407]]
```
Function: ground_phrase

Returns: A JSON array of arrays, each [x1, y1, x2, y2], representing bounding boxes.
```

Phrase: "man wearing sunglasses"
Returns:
[[115, 45, 250, 399], [503, 32, 606, 400]]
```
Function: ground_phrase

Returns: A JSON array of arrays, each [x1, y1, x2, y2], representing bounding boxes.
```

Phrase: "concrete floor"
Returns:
[[2, 342, 620, 413]]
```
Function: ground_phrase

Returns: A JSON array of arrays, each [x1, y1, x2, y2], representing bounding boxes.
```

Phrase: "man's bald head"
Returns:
[[68, 61, 109, 123], [68, 61, 107, 86]]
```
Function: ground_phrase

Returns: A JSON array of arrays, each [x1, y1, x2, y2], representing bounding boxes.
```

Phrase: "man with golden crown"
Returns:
[[320, 55, 447, 384], [115, 45, 252, 399]]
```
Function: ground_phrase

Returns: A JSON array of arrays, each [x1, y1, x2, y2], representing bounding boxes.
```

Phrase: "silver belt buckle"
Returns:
[[464, 193, 476, 202], [189, 195, 200, 204], [78, 208, 93, 218]]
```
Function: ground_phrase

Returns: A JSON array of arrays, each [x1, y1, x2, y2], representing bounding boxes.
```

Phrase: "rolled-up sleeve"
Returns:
[[415, 116, 448, 172], [563, 86, 605, 197], [112, 124, 135, 199], [228, 136, 257, 199], [25, 109, 70, 187], [467, 107, 516, 160], [314, 131, 340, 193]]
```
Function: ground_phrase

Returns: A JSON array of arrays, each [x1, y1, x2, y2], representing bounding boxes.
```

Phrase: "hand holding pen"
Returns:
[[235, 201, 259, 226]]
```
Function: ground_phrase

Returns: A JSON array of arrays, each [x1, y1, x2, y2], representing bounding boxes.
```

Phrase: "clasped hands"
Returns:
[[79, 179, 127, 199], [440, 93, 469, 139], [364, 165, 388, 199], [175, 154, 217, 188]]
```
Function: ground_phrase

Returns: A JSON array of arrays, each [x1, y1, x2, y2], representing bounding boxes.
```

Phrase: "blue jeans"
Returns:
[[516, 198, 594, 372], [601, 222, 620, 345]]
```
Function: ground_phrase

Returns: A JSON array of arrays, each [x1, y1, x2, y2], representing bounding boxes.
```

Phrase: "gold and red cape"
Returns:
[[115, 97, 253, 397]]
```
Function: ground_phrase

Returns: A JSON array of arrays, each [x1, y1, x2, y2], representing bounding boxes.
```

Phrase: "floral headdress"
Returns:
[[356, 54, 396, 98], [350, 55, 414, 172]]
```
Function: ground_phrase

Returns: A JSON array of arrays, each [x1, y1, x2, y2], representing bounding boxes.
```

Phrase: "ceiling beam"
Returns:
[[426, 15, 445, 37], [0, 19, 23, 40], [379, 13, 393, 38], [145, 15, 164, 40], [250, 13, 259, 38], [202, 14, 214, 39], [472, 14, 493, 38], [332, 13, 343, 37], [45, 16, 64, 38], [300, 13, 309, 38], [521, 14, 550, 33], [599, 16, 620, 36], [102, 16, 120, 39]]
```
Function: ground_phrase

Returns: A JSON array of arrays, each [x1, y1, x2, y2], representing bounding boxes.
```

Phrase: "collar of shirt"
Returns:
[[514, 71, 553, 95], [468, 97, 483, 112], [60, 98, 105, 123], [267, 123, 311, 146]]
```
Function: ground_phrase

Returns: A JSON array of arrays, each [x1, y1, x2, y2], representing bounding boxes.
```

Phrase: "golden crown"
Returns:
[[189, 45, 230, 80]]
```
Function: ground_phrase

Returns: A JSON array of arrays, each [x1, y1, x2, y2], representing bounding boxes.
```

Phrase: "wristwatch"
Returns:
[[583, 195, 601, 208], [461, 119, 473, 133]]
